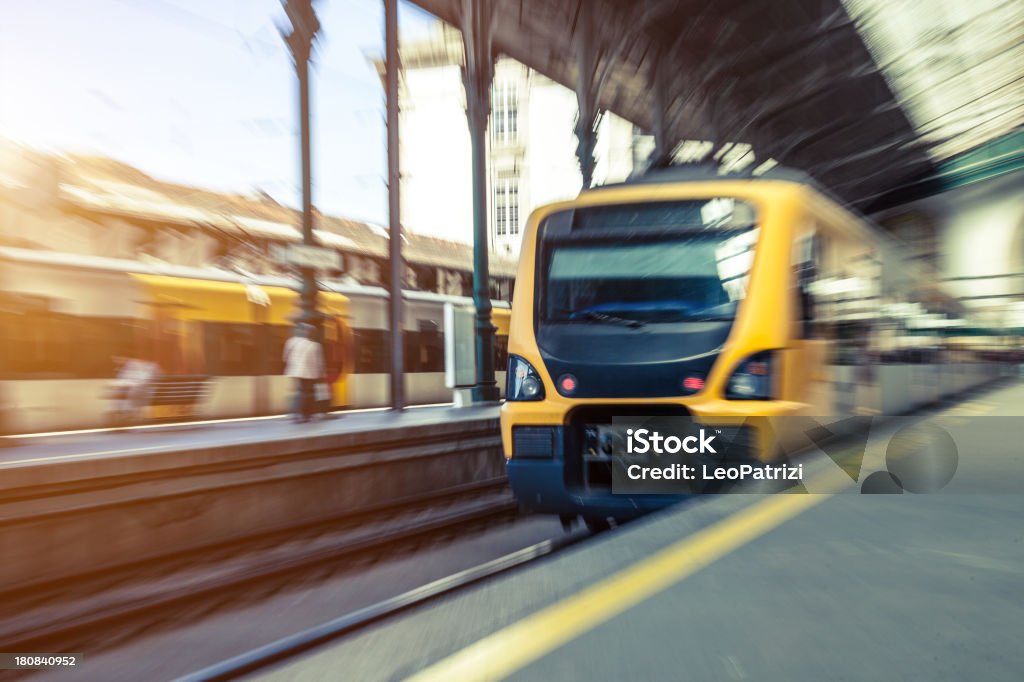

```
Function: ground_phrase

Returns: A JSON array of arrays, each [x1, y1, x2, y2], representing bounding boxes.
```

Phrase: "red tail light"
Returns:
[[682, 375, 705, 392]]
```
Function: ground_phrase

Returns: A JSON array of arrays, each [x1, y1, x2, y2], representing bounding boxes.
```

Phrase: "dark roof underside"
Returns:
[[410, 0, 938, 212]]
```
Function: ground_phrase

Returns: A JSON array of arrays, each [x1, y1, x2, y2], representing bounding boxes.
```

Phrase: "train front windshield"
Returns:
[[541, 200, 759, 328]]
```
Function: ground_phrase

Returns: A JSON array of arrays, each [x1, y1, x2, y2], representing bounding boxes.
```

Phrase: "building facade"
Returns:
[[0, 139, 516, 301], [395, 22, 642, 260]]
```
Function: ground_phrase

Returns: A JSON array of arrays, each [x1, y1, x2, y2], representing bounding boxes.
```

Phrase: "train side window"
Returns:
[[352, 328, 390, 374], [402, 328, 444, 373], [403, 331, 423, 373], [202, 322, 257, 376]]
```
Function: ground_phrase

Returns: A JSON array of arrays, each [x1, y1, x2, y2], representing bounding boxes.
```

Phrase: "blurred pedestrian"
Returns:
[[284, 323, 325, 423], [108, 355, 159, 424]]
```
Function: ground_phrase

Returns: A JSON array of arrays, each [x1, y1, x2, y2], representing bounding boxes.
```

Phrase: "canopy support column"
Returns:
[[574, 1, 601, 189], [281, 0, 322, 332], [648, 51, 674, 169], [384, 0, 405, 410], [459, 0, 500, 403]]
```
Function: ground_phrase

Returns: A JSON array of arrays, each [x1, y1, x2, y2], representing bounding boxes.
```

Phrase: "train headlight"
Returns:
[[507, 355, 545, 401], [726, 351, 775, 400]]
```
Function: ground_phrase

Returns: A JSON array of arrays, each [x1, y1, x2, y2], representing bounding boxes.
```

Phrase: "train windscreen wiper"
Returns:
[[571, 310, 646, 328], [681, 315, 735, 322]]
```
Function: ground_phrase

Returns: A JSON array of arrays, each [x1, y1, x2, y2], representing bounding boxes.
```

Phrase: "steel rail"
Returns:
[[175, 531, 593, 682]]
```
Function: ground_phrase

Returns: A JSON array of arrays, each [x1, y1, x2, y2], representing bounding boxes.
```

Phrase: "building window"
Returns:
[[496, 205, 507, 236], [508, 184, 519, 235], [491, 79, 519, 146], [492, 174, 520, 239]]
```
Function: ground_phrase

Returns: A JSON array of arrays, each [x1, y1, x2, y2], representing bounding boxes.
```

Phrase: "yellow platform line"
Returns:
[[407, 471, 849, 682]]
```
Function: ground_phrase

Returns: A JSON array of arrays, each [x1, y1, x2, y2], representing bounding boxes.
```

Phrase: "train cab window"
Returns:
[[793, 231, 824, 339]]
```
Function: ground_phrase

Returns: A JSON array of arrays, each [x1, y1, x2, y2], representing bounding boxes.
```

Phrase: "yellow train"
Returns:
[[0, 247, 509, 433], [501, 167, 1002, 527]]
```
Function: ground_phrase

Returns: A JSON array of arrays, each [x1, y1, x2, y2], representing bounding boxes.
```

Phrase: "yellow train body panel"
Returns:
[[130, 273, 352, 406], [501, 179, 811, 461]]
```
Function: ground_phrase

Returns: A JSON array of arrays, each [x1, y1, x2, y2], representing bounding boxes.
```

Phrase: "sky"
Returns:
[[0, 0, 440, 225]]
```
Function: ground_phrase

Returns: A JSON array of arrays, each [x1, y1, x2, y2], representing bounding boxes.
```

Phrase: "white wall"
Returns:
[[523, 80, 582, 212], [400, 64, 474, 245], [594, 114, 638, 186], [939, 170, 1024, 305], [874, 168, 1024, 326]]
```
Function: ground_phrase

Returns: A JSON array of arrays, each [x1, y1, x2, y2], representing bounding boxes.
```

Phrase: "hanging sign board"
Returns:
[[273, 244, 341, 271]]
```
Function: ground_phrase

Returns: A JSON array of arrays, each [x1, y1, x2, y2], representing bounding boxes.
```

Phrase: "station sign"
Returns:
[[273, 243, 342, 271]]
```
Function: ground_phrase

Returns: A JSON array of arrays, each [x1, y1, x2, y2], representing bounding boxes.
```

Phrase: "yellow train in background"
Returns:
[[501, 166, 1005, 527], [0, 247, 509, 434]]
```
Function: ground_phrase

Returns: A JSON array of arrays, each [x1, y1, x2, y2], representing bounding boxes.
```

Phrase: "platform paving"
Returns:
[[0, 404, 498, 468]]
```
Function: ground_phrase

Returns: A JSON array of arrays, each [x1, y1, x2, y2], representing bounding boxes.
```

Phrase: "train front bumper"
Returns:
[[506, 456, 687, 519]]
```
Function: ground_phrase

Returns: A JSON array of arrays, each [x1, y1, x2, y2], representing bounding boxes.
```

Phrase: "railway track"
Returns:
[[0, 478, 517, 659], [175, 530, 595, 682]]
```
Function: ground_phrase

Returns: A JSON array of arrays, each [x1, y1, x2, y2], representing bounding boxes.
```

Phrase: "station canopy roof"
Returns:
[[411, 0, 1023, 212]]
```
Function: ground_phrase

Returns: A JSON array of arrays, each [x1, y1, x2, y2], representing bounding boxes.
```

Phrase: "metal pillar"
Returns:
[[459, 0, 499, 403], [648, 51, 673, 169], [573, 0, 600, 189], [282, 0, 321, 329], [384, 0, 405, 410]]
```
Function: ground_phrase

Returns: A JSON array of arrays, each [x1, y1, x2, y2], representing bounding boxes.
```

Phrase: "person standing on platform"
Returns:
[[284, 323, 325, 423]]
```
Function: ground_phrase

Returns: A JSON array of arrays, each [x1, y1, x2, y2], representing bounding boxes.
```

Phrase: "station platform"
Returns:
[[0, 404, 495, 467], [259, 380, 1024, 682], [0, 404, 504, 598]]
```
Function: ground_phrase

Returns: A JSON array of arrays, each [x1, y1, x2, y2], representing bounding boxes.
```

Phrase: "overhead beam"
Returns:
[[408, 0, 933, 212]]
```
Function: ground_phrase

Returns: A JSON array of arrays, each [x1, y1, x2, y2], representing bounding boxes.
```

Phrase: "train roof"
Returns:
[[595, 162, 827, 194], [591, 162, 913, 253], [0, 247, 509, 309]]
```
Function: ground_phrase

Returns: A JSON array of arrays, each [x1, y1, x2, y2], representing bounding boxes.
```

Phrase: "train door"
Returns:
[[321, 314, 352, 408], [156, 314, 185, 375], [785, 221, 881, 417], [835, 241, 881, 414], [781, 224, 832, 414]]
